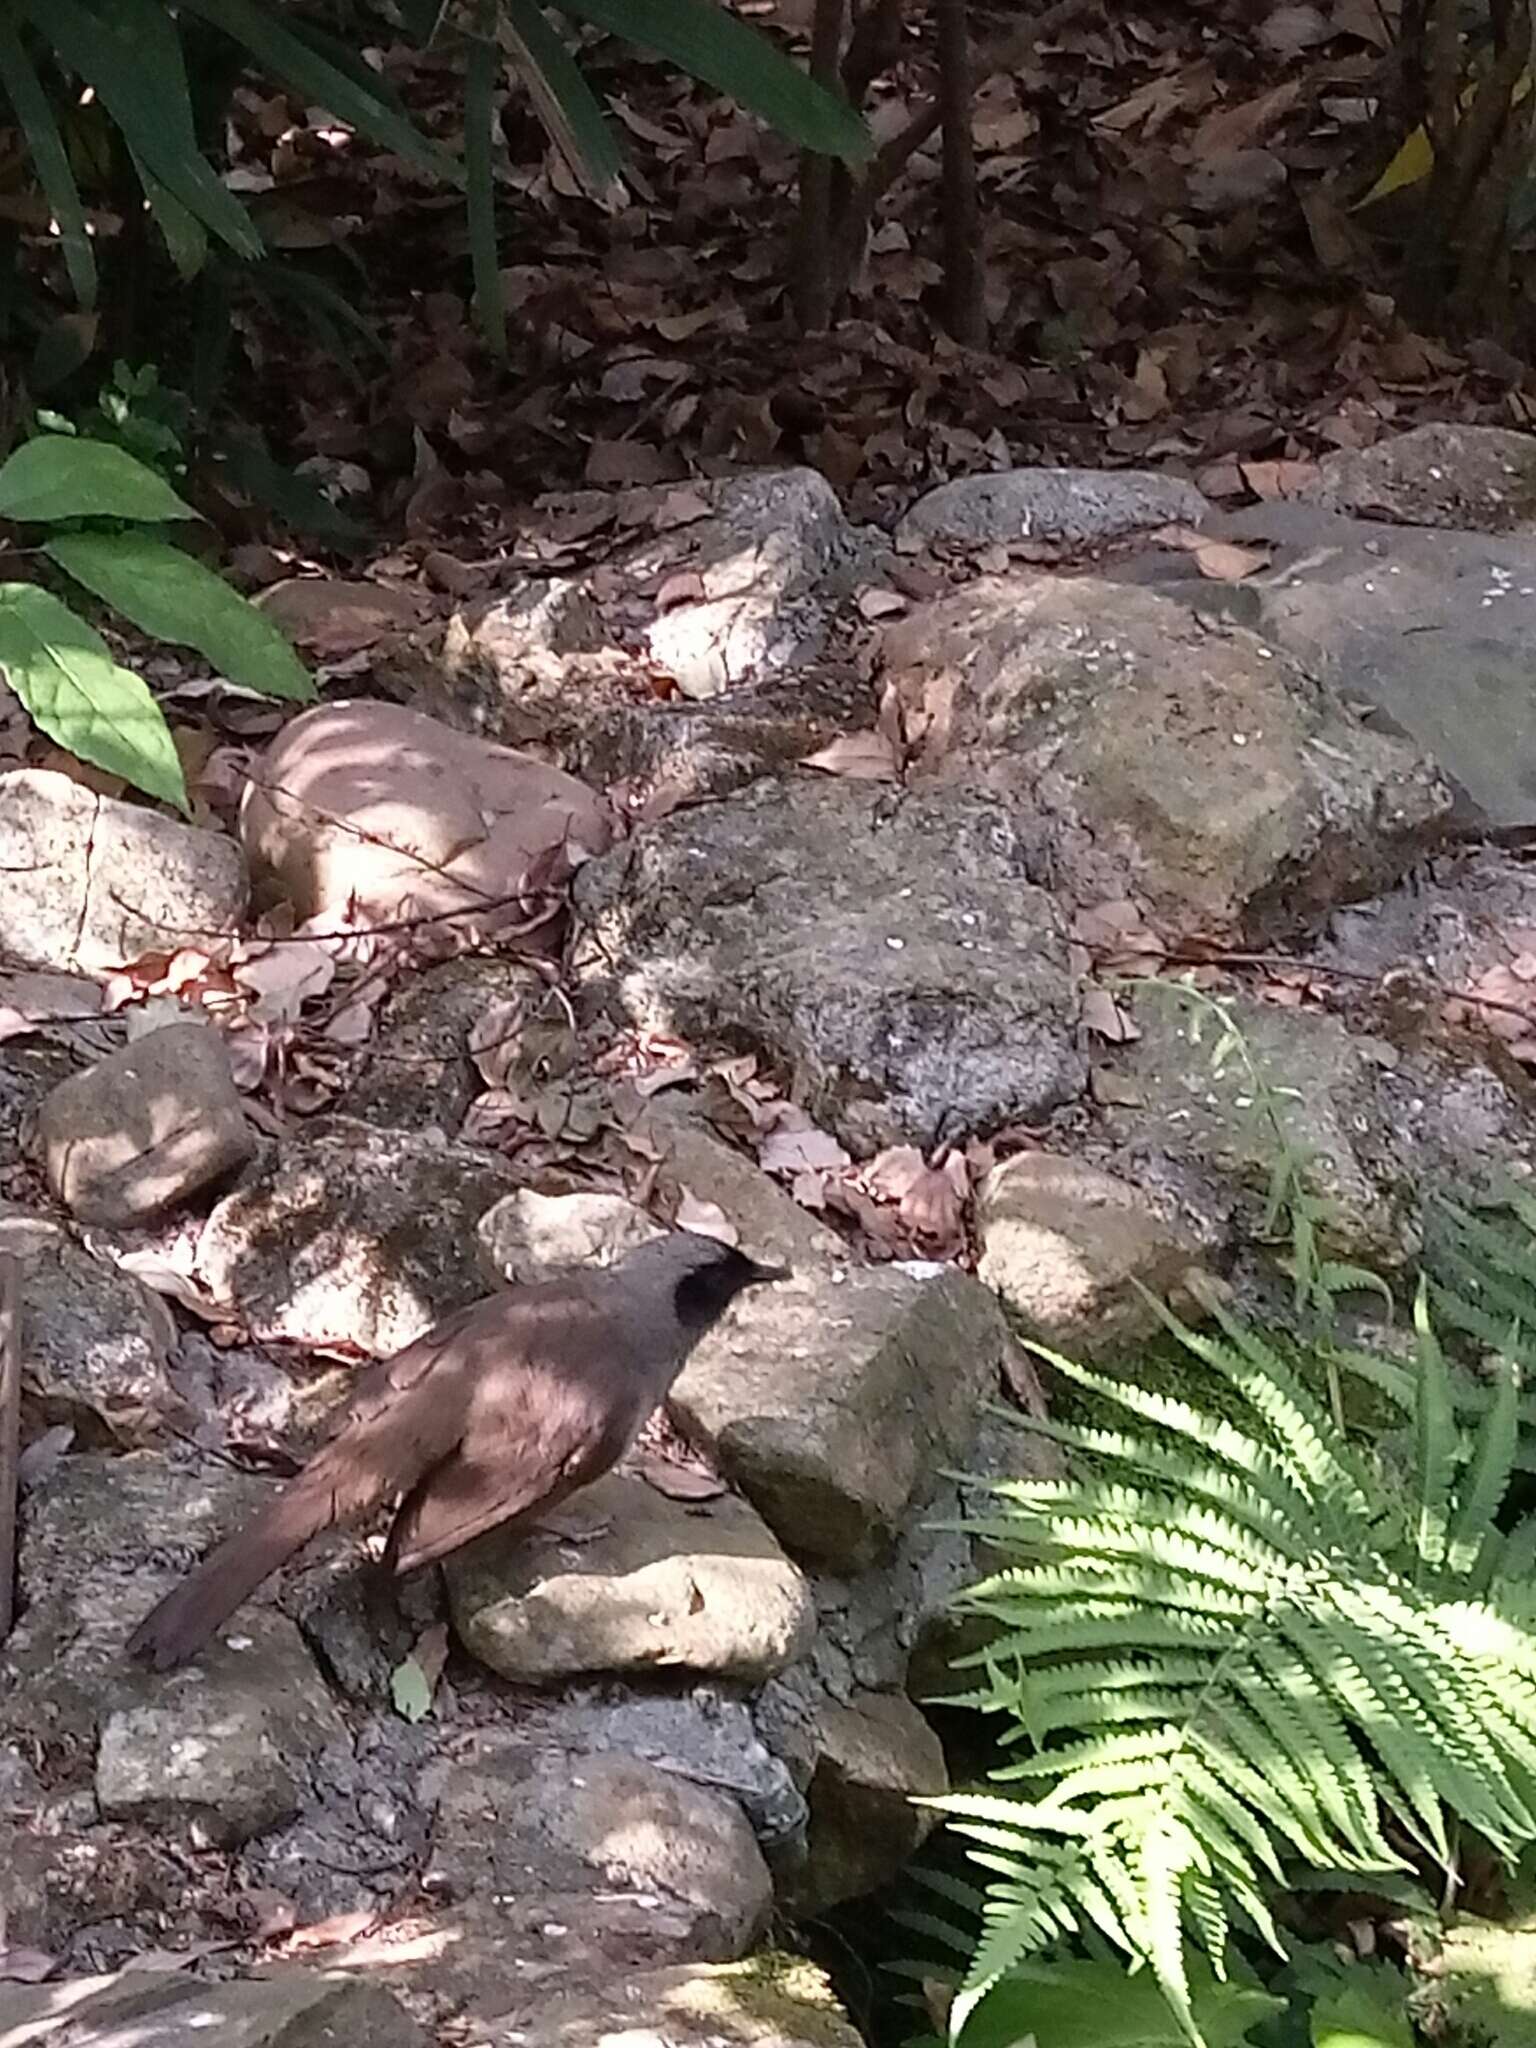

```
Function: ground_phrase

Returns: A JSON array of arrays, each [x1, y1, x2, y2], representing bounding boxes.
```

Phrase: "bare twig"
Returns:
[[0, 1255, 22, 1642]]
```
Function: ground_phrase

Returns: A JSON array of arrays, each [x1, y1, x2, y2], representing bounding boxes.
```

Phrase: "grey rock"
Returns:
[[572, 669, 873, 809], [421, 1732, 771, 1960], [447, 1470, 816, 1684], [0, 1826, 184, 1954], [487, 1956, 863, 2048], [672, 1260, 1009, 1571], [574, 780, 1085, 1152], [897, 466, 1210, 551], [97, 1610, 344, 1847], [440, 469, 860, 714], [196, 1115, 517, 1353], [478, 1187, 661, 1288], [628, 1100, 846, 1270], [886, 572, 1451, 940], [1097, 990, 1419, 1271], [37, 1020, 254, 1226], [0, 1969, 425, 2047], [1299, 422, 1536, 532], [787, 1690, 948, 1914], [0, 1208, 173, 1441], [3, 1453, 274, 1757], [1179, 499, 1536, 830], [0, 769, 246, 975], [977, 1151, 1213, 1358], [344, 956, 541, 1134]]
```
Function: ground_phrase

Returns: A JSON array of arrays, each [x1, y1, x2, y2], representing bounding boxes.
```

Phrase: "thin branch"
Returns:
[[0, 1255, 22, 1642]]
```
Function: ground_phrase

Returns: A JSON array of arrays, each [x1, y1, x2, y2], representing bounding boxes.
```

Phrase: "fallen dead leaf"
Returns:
[[759, 1119, 852, 1177], [800, 730, 900, 782], [1153, 524, 1269, 581], [1082, 986, 1142, 1042], [276, 1909, 380, 1955], [675, 1189, 739, 1243]]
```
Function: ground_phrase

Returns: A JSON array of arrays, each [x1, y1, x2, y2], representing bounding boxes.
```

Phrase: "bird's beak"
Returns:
[[744, 1258, 791, 1285]]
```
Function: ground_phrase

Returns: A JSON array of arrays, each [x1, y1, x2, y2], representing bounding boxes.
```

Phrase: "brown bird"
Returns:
[[126, 1232, 785, 1671]]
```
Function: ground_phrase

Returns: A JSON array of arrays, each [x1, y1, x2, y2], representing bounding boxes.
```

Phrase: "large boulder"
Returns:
[[883, 572, 1451, 941], [574, 779, 1085, 1152]]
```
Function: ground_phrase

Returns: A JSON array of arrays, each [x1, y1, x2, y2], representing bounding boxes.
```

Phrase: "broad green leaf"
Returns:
[[550, 0, 870, 161], [0, 437, 198, 524], [465, 33, 507, 356], [954, 1961, 1282, 2048], [0, 17, 96, 308], [0, 582, 187, 809], [44, 531, 315, 701], [180, 0, 463, 187], [21, 0, 261, 258], [500, 0, 628, 206], [1310, 1979, 1414, 2048]]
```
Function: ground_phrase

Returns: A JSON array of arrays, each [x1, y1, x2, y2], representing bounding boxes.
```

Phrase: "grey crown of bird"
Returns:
[[126, 1231, 786, 1672]]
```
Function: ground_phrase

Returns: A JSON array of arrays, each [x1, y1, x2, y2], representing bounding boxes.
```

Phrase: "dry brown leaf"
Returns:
[[675, 1189, 739, 1243], [1082, 986, 1142, 1043], [800, 730, 900, 782], [276, 1909, 380, 1955], [1193, 76, 1303, 153], [1149, 526, 1270, 581], [759, 1119, 852, 1177], [1241, 457, 1321, 499]]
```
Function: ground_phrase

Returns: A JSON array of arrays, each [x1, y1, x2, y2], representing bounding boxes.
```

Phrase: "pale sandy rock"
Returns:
[[0, 769, 245, 975], [37, 1020, 254, 1225], [240, 699, 610, 931], [447, 1470, 815, 1684]]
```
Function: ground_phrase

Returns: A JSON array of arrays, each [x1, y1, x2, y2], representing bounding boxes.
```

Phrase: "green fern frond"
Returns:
[[938, 1293, 1536, 2048]]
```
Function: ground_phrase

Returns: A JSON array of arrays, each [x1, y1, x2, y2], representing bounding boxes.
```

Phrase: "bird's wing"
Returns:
[[338, 1298, 492, 1432], [383, 1322, 643, 1574]]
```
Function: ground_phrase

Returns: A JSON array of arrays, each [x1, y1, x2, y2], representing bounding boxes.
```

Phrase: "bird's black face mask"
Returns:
[[672, 1249, 790, 1332]]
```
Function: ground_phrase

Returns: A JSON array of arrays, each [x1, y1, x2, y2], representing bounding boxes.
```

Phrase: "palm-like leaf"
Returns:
[[935, 1305, 1536, 2048]]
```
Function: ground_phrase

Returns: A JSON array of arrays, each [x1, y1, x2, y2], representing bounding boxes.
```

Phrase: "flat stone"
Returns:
[[977, 1151, 1212, 1359], [477, 1187, 662, 1288], [671, 1260, 1009, 1571], [788, 1690, 948, 1914], [628, 1099, 845, 1270], [421, 1733, 771, 1962], [447, 1470, 816, 1684], [0, 769, 246, 975], [574, 780, 1085, 1152], [1180, 499, 1536, 830], [196, 1115, 517, 1353], [885, 572, 1451, 941], [494, 1956, 864, 2048], [0, 1969, 425, 2047], [1299, 422, 1536, 531], [37, 1020, 255, 1226], [97, 1610, 344, 1847], [897, 466, 1211, 551], [2, 1453, 274, 1758]]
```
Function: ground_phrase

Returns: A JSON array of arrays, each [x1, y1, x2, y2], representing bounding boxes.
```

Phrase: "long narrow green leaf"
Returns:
[[180, 0, 463, 187], [0, 17, 95, 307], [464, 32, 506, 356], [109, 0, 209, 277], [550, 0, 870, 161], [500, 0, 627, 205], [1412, 1281, 1456, 1576], [1448, 1352, 1520, 1581], [21, 0, 260, 257]]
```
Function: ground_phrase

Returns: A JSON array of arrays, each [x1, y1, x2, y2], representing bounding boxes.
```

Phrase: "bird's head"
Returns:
[[625, 1230, 790, 1334]]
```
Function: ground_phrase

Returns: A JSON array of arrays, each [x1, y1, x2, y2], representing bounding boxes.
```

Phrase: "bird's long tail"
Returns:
[[126, 1461, 353, 1671]]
